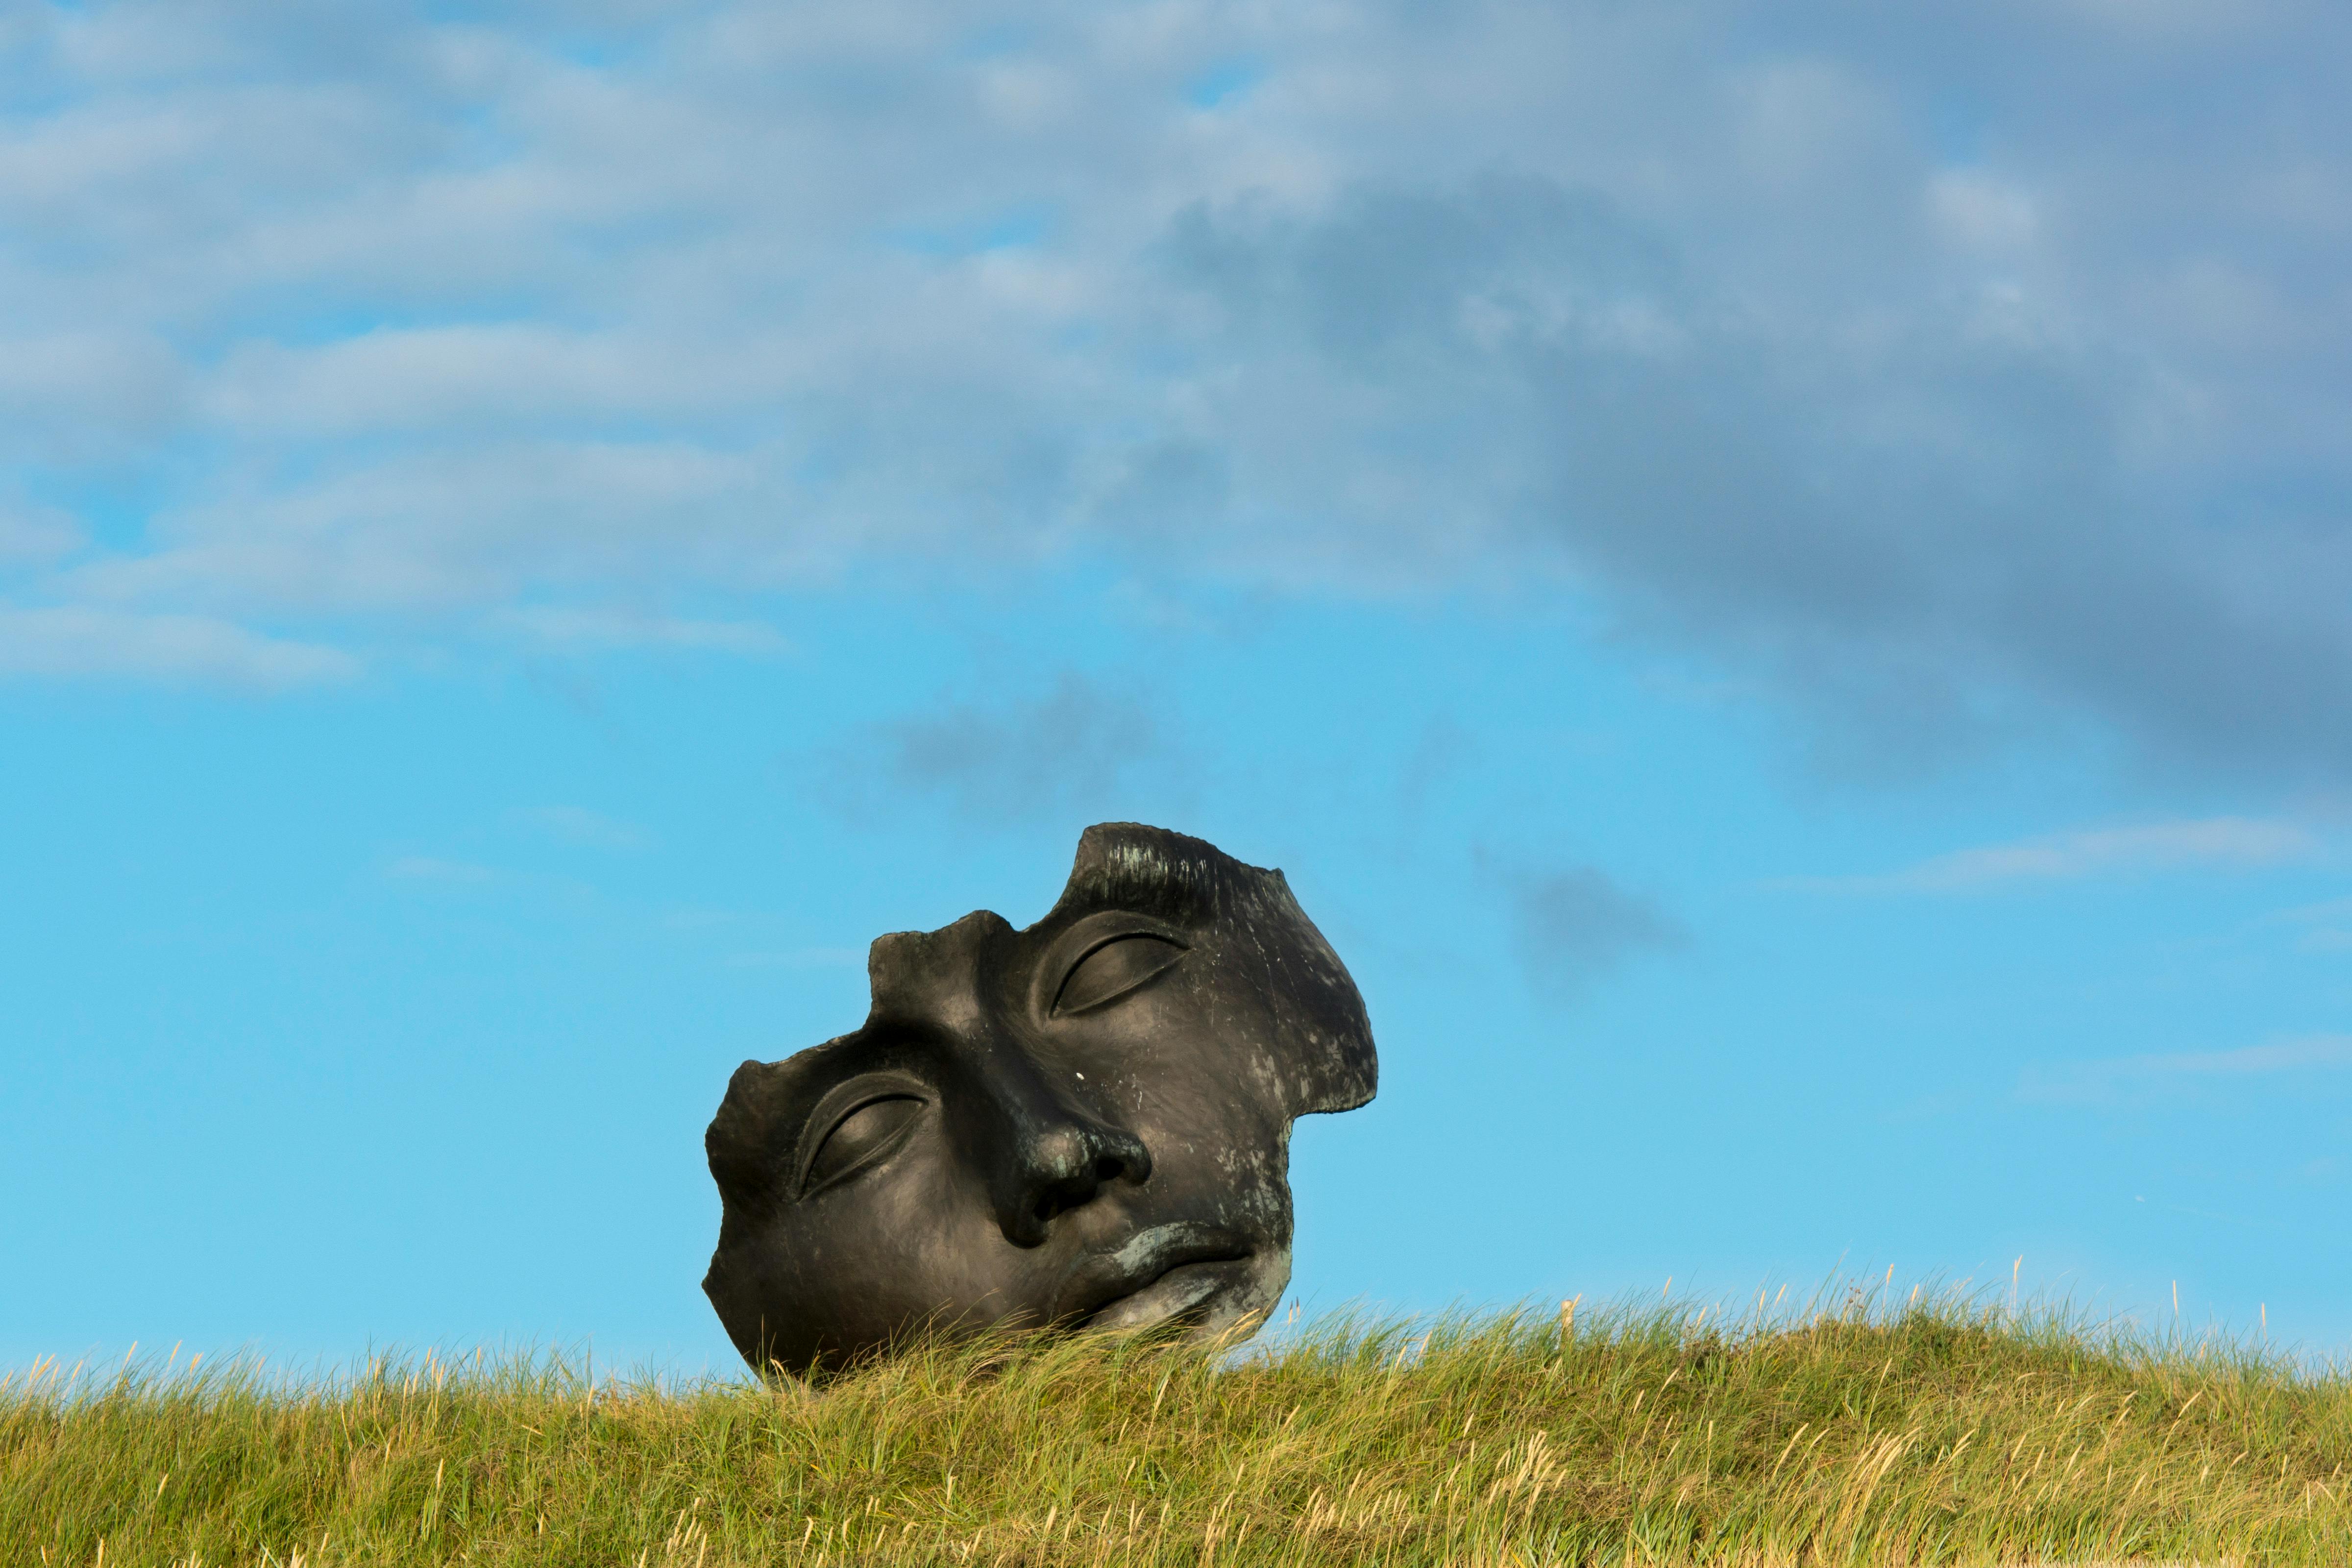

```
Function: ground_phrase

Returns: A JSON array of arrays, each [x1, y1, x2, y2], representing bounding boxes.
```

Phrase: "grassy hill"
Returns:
[[5, 1290, 2348, 1566]]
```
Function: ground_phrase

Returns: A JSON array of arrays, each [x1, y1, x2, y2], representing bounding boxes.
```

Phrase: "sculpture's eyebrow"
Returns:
[[778, 1031, 911, 1109]]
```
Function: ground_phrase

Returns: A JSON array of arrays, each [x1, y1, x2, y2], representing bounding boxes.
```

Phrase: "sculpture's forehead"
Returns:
[[863, 858, 1247, 1012], [864, 908, 1021, 1025]]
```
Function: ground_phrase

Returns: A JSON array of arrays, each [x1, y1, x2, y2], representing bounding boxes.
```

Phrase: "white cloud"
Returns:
[[2269, 893, 2352, 924], [1927, 171, 2039, 251], [384, 855, 499, 884], [0, 607, 356, 687], [492, 606, 789, 655], [0, 0, 2346, 766], [2269, 895, 2352, 953], [1802, 817, 2321, 892], [382, 853, 605, 906], [2020, 1033, 2352, 1104], [0, 335, 186, 460], [511, 806, 648, 850], [71, 442, 800, 615], [0, 499, 83, 565], [725, 946, 865, 970], [2052, 0, 2293, 41], [2129, 1035, 2352, 1074]]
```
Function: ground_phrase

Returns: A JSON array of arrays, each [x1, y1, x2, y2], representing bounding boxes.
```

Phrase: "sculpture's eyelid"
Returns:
[[1067, 929, 1184, 966], [1052, 928, 1188, 1015], [792, 1080, 927, 1195]]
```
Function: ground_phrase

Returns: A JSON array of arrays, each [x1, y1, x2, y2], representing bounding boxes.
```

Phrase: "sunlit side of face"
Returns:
[[703, 824, 1376, 1376]]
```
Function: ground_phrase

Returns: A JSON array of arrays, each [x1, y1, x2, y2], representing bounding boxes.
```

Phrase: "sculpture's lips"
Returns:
[[1055, 1222, 1253, 1331]]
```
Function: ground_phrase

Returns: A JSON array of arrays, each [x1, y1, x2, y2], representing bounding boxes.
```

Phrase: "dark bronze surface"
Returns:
[[703, 823, 1377, 1375]]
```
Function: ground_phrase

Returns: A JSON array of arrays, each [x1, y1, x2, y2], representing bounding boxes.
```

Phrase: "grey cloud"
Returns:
[[0, 0, 2348, 779], [1497, 861, 1688, 1003], [1397, 713, 1474, 825], [1162, 170, 2352, 780], [814, 673, 1169, 824]]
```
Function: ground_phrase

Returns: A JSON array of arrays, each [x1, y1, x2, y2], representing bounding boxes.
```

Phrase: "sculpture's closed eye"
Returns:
[[1054, 932, 1186, 1016], [802, 1095, 923, 1195]]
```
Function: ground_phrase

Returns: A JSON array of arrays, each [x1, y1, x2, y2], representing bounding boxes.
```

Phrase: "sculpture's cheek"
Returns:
[[803, 1144, 1012, 1300], [711, 1126, 1038, 1368], [1100, 958, 1325, 1128]]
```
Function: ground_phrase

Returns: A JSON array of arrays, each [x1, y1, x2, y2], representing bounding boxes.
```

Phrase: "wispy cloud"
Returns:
[[2272, 895, 2352, 925], [510, 806, 648, 851], [2020, 1034, 2352, 1105], [2263, 894, 2352, 953], [382, 855, 604, 908], [491, 607, 790, 656], [1795, 818, 2320, 893], [384, 856, 500, 885], [725, 946, 865, 970], [0, 497, 82, 565], [0, 607, 356, 687]]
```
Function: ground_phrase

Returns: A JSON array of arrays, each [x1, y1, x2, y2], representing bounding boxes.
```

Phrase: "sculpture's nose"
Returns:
[[866, 912, 1150, 1247], [999, 1111, 1150, 1247]]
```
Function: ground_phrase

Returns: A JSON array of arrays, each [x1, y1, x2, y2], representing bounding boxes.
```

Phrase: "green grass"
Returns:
[[6, 1289, 2350, 1566]]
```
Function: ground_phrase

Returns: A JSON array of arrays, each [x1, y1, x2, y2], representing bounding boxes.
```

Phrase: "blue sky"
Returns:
[[7, 0, 2352, 1372]]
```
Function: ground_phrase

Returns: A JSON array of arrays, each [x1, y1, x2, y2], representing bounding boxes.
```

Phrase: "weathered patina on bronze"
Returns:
[[703, 823, 1376, 1374]]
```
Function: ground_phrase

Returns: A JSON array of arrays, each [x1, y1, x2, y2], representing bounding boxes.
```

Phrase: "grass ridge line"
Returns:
[[4, 1288, 2348, 1566]]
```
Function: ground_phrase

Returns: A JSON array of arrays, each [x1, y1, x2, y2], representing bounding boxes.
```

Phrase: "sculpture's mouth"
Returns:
[[1056, 1222, 1254, 1332]]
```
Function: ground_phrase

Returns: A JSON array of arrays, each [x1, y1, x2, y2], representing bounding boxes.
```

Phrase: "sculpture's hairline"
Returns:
[[1042, 820, 1295, 934]]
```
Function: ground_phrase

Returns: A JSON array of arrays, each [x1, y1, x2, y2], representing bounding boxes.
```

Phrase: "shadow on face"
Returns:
[[702, 822, 1377, 1376]]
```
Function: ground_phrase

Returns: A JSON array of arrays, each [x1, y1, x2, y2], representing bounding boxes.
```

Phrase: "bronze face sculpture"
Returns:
[[703, 823, 1377, 1374]]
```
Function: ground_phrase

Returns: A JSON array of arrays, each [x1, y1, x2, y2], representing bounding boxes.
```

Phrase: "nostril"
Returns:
[[1007, 1121, 1150, 1243], [1029, 1157, 1130, 1228]]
